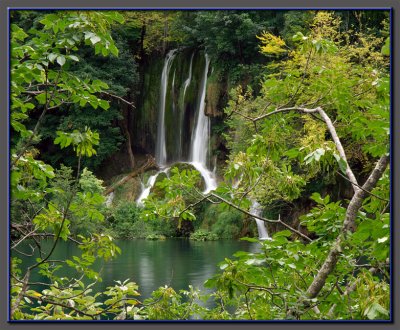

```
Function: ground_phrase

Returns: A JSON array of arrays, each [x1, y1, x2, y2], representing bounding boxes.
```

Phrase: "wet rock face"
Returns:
[[132, 49, 224, 159], [205, 77, 224, 117]]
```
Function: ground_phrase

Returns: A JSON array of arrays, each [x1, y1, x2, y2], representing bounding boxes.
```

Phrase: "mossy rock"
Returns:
[[151, 171, 170, 197]]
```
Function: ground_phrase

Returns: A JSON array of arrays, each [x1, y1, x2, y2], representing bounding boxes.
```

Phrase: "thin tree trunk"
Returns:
[[303, 154, 389, 303], [121, 107, 135, 170]]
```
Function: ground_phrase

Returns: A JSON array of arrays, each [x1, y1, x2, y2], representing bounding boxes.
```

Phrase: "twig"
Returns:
[[209, 193, 312, 242], [244, 289, 253, 320], [335, 170, 389, 202], [100, 91, 135, 108]]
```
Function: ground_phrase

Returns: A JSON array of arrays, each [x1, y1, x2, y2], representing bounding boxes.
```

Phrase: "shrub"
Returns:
[[190, 229, 218, 241], [211, 209, 244, 239], [148, 217, 176, 237], [145, 234, 166, 240], [108, 201, 145, 239]]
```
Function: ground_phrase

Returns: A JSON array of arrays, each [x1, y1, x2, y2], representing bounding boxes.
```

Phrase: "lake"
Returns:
[[16, 238, 257, 300]]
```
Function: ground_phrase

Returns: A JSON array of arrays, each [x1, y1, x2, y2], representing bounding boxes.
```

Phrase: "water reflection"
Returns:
[[16, 239, 253, 300]]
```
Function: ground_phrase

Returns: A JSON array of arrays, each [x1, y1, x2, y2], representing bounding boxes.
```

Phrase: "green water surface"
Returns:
[[16, 239, 257, 300]]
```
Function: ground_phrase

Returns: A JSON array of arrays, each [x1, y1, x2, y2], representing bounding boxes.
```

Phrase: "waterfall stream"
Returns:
[[189, 53, 217, 194], [190, 53, 210, 165], [135, 50, 269, 239], [249, 201, 270, 240], [136, 168, 169, 206], [155, 49, 177, 167], [182, 52, 194, 104], [143, 50, 216, 202], [178, 52, 194, 159], [105, 191, 114, 207]]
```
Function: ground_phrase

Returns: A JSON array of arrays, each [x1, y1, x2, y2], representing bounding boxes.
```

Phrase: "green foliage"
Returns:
[[223, 11, 389, 208], [107, 200, 176, 239], [381, 37, 390, 56], [10, 11, 131, 321], [10, 10, 390, 321], [44, 165, 106, 236], [107, 201, 144, 239], [145, 234, 166, 240], [54, 127, 100, 157], [208, 206, 245, 239], [300, 193, 346, 239], [141, 166, 201, 224], [11, 10, 136, 172], [177, 11, 284, 62], [190, 229, 218, 241]]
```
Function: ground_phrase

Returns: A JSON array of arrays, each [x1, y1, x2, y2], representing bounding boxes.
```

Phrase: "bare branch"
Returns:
[[253, 106, 319, 122], [316, 107, 359, 193], [27, 233, 83, 245], [100, 91, 136, 108], [11, 229, 38, 249], [10, 270, 30, 317], [230, 105, 361, 194], [208, 193, 313, 242], [335, 170, 389, 202]]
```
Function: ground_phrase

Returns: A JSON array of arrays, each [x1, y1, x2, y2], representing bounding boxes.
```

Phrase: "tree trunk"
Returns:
[[121, 107, 135, 170], [295, 154, 390, 315]]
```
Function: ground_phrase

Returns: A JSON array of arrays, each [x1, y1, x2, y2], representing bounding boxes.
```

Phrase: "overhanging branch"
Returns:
[[303, 153, 390, 302]]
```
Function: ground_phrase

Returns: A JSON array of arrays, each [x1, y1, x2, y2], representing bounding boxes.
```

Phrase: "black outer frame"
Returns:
[[1, 1, 398, 329]]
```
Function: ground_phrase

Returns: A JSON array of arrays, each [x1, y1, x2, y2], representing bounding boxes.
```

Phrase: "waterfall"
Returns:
[[182, 52, 194, 102], [190, 53, 210, 165], [189, 53, 217, 194], [139, 50, 216, 206], [105, 191, 114, 207], [155, 49, 177, 167], [136, 174, 159, 206], [249, 201, 270, 240], [178, 52, 194, 159], [136, 168, 169, 206]]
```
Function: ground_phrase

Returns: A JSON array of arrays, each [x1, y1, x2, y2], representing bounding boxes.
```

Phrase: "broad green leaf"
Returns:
[[68, 55, 79, 62], [90, 35, 101, 45], [48, 53, 58, 63], [364, 302, 389, 320], [56, 55, 66, 66]]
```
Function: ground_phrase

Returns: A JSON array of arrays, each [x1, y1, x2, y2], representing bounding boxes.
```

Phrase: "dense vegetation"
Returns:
[[10, 10, 390, 320]]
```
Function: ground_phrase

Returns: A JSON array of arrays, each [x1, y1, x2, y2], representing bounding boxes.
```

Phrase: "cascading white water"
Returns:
[[136, 168, 170, 206], [177, 52, 194, 158], [105, 191, 114, 207], [249, 200, 270, 240], [182, 52, 194, 102], [155, 49, 177, 167], [136, 173, 159, 206], [190, 53, 210, 165], [189, 53, 217, 194], [139, 50, 216, 206]]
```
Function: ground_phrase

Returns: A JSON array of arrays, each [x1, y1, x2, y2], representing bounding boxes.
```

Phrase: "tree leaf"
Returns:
[[68, 55, 79, 62], [90, 35, 101, 45], [56, 55, 66, 66]]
